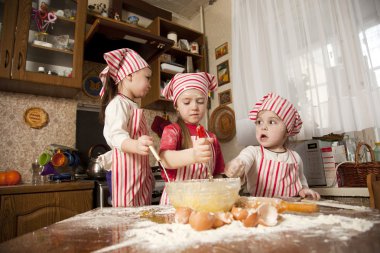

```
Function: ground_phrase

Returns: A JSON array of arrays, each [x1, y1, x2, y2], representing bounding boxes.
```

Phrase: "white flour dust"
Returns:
[[88, 206, 375, 253]]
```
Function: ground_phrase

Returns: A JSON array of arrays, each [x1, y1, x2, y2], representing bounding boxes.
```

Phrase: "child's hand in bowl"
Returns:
[[225, 158, 245, 178]]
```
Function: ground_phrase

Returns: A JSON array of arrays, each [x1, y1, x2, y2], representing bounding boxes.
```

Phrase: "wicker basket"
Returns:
[[336, 142, 380, 187]]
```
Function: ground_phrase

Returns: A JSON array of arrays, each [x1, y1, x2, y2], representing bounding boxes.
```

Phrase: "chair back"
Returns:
[[367, 173, 380, 210]]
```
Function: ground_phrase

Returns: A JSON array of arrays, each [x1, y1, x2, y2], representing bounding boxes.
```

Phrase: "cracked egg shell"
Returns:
[[213, 212, 233, 228], [243, 211, 259, 227], [257, 203, 278, 227], [231, 206, 248, 221]]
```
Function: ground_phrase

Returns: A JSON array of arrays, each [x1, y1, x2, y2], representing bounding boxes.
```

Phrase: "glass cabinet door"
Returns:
[[12, 0, 86, 88]]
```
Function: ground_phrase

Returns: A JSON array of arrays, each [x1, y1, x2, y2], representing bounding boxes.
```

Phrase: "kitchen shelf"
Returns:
[[31, 43, 73, 55], [141, 17, 205, 111], [27, 43, 74, 67], [85, 13, 173, 64]]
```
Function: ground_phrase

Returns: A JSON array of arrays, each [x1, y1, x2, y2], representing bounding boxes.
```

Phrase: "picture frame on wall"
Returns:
[[218, 89, 232, 106], [215, 42, 228, 59], [216, 60, 230, 86]]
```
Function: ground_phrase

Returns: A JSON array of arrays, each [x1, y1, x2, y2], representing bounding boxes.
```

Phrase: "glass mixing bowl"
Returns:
[[166, 178, 241, 212]]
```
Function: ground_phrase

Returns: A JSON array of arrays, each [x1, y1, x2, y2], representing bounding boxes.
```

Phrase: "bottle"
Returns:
[[374, 142, 380, 162]]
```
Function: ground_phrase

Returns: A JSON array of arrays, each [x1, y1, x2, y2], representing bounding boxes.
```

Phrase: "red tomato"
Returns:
[[4, 170, 21, 185]]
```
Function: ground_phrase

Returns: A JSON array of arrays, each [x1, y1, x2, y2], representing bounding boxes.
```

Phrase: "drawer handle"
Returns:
[[17, 52, 23, 70], [4, 50, 9, 68]]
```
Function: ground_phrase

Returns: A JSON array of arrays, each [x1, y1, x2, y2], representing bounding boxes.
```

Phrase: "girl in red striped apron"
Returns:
[[98, 48, 154, 207], [225, 92, 320, 200], [159, 72, 225, 205]]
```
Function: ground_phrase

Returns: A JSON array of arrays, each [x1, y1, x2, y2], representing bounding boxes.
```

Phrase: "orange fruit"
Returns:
[[0, 172, 6, 186], [5, 170, 21, 185]]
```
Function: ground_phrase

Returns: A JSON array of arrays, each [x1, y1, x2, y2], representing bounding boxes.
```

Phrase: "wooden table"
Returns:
[[0, 203, 379, 253]]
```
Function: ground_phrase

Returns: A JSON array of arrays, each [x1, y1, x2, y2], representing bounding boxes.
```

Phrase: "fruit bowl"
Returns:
[[166, 178, 241, 212]]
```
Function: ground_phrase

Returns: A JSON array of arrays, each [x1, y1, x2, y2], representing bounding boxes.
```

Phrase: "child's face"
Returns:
[[176, 89, 207, 125], [120, 67, 152, 99], [255, 110, 288, 152]]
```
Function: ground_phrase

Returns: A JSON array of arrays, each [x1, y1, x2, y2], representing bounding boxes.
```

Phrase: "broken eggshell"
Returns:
[[257, 203, 278, 226], [213, 212, 233, 228], [231, 206, 248, 221]]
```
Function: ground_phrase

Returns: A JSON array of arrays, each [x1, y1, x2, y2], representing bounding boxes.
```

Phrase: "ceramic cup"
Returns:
[[64, 151, 75, 167], [51, 151, 67, 167], [38, 152, 52, 166]]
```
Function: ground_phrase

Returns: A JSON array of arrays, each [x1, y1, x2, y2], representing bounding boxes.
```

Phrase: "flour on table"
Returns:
[[88, 206, 375, 253]]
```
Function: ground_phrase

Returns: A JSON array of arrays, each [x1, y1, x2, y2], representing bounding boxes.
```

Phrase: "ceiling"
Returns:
[[142, 0, 216, 19]]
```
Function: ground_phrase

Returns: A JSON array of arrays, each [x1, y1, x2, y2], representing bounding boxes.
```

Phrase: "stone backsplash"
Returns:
[[0, 61, 177, 183]]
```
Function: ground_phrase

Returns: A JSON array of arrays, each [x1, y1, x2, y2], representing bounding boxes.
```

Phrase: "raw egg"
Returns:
[[175, 207, 193, 224], [189, 211, 215, 231]]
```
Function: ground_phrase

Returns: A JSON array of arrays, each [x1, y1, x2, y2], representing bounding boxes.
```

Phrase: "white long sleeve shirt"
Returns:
[[234, 146, 309, 195]]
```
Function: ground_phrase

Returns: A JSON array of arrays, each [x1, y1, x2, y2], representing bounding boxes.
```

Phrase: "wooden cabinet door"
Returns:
[[0, 0, 18, 78], [0, 189, 93, 242], [11, 0, 86, 88]]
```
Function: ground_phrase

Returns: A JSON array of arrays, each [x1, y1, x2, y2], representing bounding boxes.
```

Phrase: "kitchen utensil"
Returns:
[[38, 151, 52, 166], [166, 178, 241, 212], [51, 150, 67, 167], [196, 124, 212, 180], [148, 146, 170, 183], [301, 199, 371, 211], [237, 197, 319, 213], [87, 144, 109, 179]]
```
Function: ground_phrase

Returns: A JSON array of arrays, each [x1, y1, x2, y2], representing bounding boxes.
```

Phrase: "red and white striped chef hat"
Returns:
[[99, 48, 149, 97], [248, 92, 303, 136], [162, 72, 217, 105]]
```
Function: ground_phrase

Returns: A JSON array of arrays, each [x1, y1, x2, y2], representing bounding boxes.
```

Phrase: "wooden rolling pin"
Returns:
[[237, 197, 319, 213]]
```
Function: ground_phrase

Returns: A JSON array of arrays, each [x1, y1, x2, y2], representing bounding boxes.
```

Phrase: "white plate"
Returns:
[[161, 63, 185, 74]]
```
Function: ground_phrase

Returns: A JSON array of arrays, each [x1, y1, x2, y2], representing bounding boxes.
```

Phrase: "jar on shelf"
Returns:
[[374, 142, 380, 162]]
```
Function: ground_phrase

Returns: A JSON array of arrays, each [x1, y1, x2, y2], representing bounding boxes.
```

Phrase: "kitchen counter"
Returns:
[[0, 203, 379, 253], [311, 187, 369, 197], [0, 180, 95, 194]]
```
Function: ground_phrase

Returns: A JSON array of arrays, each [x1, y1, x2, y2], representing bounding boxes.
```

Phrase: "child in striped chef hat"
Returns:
[[99, 48, 154, 207], [158, 72, 225, 205], [225, 92, 320, 200]]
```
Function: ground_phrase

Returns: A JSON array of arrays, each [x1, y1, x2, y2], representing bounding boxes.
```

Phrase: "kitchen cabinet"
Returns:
[[84, 13, 173, 65], [0, 181, 94, 243], [141, 17, 206, 111], [0, 0, 87, 98]]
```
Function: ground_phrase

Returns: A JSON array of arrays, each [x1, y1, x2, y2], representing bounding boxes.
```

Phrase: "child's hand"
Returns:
[[298, 188, 321, 200], [192, 138, 214, 163], [225, 158, 245, 178], [136, 135, 153, 156]]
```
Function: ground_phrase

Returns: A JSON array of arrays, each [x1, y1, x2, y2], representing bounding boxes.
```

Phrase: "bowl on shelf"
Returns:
[[166, 178, 241, 212], [127, 15, 139, 25]]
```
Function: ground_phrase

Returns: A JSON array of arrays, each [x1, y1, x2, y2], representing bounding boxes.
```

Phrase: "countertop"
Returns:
[[0, 202, 379, 253], [311, 187, 369, 197], [0, 181, 95, 195]]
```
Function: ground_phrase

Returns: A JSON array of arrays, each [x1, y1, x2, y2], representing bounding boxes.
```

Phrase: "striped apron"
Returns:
[[159, 136, 216, 205], [254, 146, 302, 197], [111, 107, 153, 207]]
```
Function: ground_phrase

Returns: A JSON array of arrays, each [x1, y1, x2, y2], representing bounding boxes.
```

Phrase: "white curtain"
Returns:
[[232, 0, 380, 143]]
